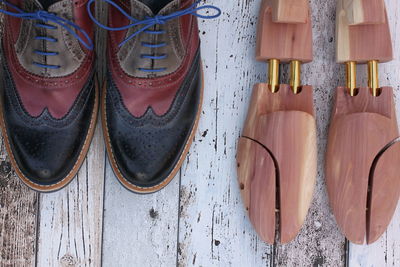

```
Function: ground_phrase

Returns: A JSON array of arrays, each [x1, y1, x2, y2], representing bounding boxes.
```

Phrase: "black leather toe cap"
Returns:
[[1, 64, 96, 187], [105, 51, 201, 189]]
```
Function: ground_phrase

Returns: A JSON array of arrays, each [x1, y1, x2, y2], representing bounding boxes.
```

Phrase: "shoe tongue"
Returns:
[[138, 0, 174, 14], [38, 0, 62, 10]]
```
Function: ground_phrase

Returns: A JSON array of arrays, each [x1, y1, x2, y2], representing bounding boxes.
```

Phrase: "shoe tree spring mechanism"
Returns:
[[236, 0, 317, 244], [326, 0, 400, 244]]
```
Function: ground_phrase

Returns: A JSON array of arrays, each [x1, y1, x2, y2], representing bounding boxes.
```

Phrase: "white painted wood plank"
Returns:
[[178, 1, 274, 266], [102, 164, 180, 267], [349, 1, 400, 266], [36, 123, 105, 267]]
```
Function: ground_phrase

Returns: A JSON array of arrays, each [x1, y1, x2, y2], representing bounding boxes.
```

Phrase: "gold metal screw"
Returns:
[[346, 61, 357, 96], [290, 60, 301, 94], [268, 59, 280, 93], [368, 60, 380, 96]]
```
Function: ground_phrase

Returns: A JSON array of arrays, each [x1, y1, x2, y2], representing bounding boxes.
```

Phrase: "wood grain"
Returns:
[[256, 0, 313, 63], [237, 84, 317, 245], [241, 84, 315, 138], [102, 162, 180, 266], [271, 0, 309, 24], [237, 137, 276, 244], [257, 109, 316, 244], [0, 153, 38, 266], [337, 0, 393, 63], [343, 0, 385, 25], [326, 87, 400, 244]]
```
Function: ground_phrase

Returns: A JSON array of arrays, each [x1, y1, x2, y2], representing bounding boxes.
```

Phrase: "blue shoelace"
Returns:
[[0, 0, 93, 70], [87, 0, 221, 73]]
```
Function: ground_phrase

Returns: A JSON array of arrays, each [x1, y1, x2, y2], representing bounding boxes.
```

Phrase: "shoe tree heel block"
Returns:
[[337, 0, 392, 64], [236, 0, 317, 244], [326, 0, 400, 244]]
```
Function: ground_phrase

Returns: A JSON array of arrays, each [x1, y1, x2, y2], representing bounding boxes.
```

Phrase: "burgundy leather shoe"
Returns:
[[0, 0, 98, 192], [88, 0, 220, 193]]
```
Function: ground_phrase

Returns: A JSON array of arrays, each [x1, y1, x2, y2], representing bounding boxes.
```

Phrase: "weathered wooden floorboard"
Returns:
[[102, 163, 180, 267], [178, 1, 274, 266], [0, 143, 38, 267], [0, 11, 38, 267], [348, 1, 400, 266]]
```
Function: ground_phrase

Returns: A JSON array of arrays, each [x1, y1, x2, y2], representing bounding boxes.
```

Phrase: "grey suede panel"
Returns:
[[117, 0, 185, 78], [118, 1, 154, 77], [15, 0, 85, 77]]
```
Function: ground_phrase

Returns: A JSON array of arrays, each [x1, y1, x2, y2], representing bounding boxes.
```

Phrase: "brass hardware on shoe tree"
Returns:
[[268, 59, 280, 93], [346, 61, 357, 96], [345, 60, 380, 97], [268, 59, 302, 94], [368, 60, 380, 96], [290, 60, 301, 94]]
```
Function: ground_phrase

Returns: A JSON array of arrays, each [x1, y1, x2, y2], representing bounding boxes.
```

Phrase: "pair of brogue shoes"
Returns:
[[0, 0, 220, 193]]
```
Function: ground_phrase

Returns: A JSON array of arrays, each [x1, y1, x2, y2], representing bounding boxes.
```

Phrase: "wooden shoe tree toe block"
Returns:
[[326, 0, 400, 244], [237, 85, 317, 244], [326, 87, 400, 244], [237, 0, 316, 244]]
